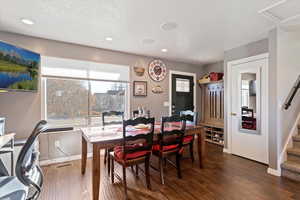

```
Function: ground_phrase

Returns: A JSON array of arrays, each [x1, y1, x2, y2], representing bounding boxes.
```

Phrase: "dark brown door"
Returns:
[[171, 74, 194, 115]]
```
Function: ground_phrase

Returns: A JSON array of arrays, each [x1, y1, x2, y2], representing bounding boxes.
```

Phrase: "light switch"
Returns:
[[163, 101, 169, 107]]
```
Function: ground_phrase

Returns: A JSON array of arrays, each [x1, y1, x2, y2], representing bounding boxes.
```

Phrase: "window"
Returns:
[[42, 56, 129, 127]]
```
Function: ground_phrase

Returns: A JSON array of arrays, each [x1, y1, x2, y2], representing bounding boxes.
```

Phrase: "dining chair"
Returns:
[[180, 110, 198, 162], [132, 110, 150, 118], [102, 111, 124, 174], [132, 110, 139, 118], [152, 115, 186, 184], [110, 117, 155, 199], [0, 120, 48, 200]]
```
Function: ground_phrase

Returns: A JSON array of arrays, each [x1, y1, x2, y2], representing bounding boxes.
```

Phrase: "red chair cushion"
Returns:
[[183, 135, 194, 144], [152, 144, 179, 152], [114, 145, 150, 161]]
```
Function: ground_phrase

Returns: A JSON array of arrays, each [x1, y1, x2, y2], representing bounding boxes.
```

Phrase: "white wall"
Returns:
[[276, 28, 300, 156]]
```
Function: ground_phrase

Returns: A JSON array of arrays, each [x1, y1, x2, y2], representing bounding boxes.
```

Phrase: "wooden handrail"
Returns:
[[284, 75, 300, 110]]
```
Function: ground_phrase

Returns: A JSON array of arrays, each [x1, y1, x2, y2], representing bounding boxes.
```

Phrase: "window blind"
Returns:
[[41, 56, 130, 82]]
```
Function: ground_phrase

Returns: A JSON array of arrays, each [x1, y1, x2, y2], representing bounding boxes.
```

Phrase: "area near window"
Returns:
[[41, 56, 130, 128]]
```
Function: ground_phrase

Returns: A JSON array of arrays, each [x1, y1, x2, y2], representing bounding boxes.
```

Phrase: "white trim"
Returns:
[[258, 0, 300, 26], [169, 70, 197, 115], [279, 111, 300, 165], [227, 53, 269, 67], [267, 167, 281, 176], [226, 53, 269, 162], [223, 148, 231, 154], [40, 152, 93, 166]]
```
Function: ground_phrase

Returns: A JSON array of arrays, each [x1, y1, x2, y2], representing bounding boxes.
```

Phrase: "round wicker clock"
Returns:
[[148, 59, 167, 82]]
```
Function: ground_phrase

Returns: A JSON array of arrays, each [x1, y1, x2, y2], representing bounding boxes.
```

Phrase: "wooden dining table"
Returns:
[[81, 123, 205, 200]]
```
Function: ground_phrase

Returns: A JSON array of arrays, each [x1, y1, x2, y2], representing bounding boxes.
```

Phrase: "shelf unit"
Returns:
[[199, 80, 224, 147], [201, 124, 224, 146]]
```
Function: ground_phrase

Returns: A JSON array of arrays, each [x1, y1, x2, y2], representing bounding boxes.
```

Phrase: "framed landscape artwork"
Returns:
[[0, 41, 40, 91], [133, 81, 147, 96]]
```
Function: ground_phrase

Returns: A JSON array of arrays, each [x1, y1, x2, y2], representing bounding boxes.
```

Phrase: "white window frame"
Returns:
[[41, 74, 130, 127]]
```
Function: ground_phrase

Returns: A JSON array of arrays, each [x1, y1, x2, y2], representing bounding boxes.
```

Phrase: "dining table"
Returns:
[[81, 122, 205, 200]]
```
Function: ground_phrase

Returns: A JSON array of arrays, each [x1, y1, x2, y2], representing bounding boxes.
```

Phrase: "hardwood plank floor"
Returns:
[[41, 143, 300, 200]]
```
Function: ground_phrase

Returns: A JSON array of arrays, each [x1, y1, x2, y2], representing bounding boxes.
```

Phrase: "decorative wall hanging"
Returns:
[[152, 85, 163, 94], [133, 81, 147, 96], [148, 59, 167, 82], [134, 66, 145, 77]]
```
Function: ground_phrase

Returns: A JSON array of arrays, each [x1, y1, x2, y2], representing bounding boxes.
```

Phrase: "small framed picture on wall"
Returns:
[[133, 81, 147, 96]]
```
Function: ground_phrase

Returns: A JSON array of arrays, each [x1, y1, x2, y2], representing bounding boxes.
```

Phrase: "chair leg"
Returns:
[[145, 157, 151, 190], [104, 149, 107, 165], [159, 156, 165, 185], [108, 152, 111, 175], [111, 158, 115, 184], [135, 164, 139, 178], [122, 166, 128, 199], [176, 153, 182, 179], [189, 142, 195, 163]]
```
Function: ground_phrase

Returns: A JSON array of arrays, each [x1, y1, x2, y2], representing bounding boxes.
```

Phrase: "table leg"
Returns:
[[197, 128, 205, 168], [10, 139, 14, 176], [92, 144, 101, 200], [81, 136, 87, 175]]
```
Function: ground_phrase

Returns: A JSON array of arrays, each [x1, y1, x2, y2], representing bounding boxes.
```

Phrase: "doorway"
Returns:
[[169, 71, 196, 115], [227, 54, 269, 164]]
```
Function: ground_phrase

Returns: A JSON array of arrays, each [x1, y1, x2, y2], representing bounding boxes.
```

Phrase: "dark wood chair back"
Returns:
[[16, 120, 48, 200], [132, 110, 150, 118], [159, 115, 186, 150], [180, 110, 198, 125], [132, 110, 139, 118], [121, 117, 155, 159], [102, 111, 124, 126]]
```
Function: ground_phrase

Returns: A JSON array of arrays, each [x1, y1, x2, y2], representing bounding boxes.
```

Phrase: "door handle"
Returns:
[[231, 113, 237, 116]]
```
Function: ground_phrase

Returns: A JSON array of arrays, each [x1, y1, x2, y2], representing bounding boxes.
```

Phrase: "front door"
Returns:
[[230, 58, 268, 164], [171, 74, 194, 115]]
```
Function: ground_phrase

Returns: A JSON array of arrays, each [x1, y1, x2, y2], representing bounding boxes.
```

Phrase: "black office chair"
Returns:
[[0, 120, 47, 200]]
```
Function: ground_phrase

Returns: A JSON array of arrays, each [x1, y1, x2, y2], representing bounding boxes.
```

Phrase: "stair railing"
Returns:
[[284, 75, 300, 110]]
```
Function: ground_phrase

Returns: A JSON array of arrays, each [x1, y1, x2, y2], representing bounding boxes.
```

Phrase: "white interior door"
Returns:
[[230, 58, 268, 164]]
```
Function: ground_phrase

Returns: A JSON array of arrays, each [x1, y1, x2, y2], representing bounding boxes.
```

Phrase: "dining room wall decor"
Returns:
[[148, 59, 167, 82], [133, 81, 147, 96], [133, 66, 145, 76], [152, 85, 163, 94]]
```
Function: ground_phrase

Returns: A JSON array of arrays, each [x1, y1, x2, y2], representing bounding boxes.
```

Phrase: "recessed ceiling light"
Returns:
[[161, 22, 178, 31], [161, 48, 168, 52], [21, 18, 34, 25], [105, 37, 113, 41], [142, 38, 155, 45]]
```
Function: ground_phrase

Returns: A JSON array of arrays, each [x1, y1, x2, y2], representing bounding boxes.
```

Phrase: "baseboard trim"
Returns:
[[223, 148, 231, 154], [40, 152, 93, 166], [267, 167, 281, 176]]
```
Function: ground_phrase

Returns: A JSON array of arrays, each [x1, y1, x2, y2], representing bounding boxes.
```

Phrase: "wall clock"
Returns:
[[148, 59, 167, 82]]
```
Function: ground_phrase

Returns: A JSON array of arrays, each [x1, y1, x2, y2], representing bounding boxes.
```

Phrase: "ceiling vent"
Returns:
[[259, 0, 300, 27]]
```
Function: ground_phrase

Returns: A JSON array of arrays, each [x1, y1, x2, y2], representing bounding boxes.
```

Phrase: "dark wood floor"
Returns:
[[41, 143, 300, 200]]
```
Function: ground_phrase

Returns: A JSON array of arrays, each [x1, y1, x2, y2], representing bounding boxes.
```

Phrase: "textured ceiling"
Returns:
[[0, 0, 280, 64]]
